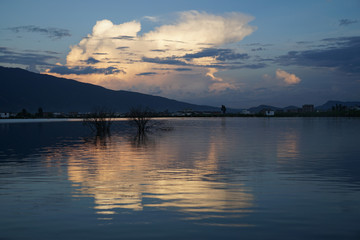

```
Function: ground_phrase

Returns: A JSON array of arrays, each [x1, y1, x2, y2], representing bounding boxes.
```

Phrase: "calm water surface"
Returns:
[[1, 118, 359, 239]]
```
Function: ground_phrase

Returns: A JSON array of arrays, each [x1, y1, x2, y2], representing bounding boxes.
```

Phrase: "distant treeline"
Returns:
[[271, 110, 360, 117], [2, 107, 360, 119], [185, 111, 360, 118]]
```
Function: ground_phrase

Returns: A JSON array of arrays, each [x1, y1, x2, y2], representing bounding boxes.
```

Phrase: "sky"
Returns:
[[0, 0, 359, 108]]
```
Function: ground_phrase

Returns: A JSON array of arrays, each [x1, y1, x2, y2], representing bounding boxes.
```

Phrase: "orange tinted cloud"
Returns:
[[46, 11, 255, 98], [276, 69, 301, 85]]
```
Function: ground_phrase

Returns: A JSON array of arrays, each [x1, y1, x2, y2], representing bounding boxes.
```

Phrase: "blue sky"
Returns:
[[1, 0, 359, 108]]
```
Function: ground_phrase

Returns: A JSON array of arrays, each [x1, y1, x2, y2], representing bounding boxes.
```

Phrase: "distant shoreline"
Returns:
[[1, 113, 360, 124]]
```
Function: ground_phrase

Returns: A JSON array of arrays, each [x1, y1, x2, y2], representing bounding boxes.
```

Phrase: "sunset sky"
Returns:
[[1, 0, 359, 108]]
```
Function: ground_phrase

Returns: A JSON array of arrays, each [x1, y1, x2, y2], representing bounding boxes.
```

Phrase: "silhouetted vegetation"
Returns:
[[16, 108, 32, 118], [274, 110, 360, 117], [83, 107, 114, 136], [2, 101, 359, 120], [221, 105, 226, 114], [35, 107, 44, 118], [127, 106, 153, 135], [84, 135, 111, 148], [332, 104, 347, 112], [131, 133, 149, 148]]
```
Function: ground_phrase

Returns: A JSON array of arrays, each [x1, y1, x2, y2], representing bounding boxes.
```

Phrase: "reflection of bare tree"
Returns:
[[83, 107, 114, 136], [127, 106, 153, 135], [83, 135, 111, 149], [132, 133, 149, 148]]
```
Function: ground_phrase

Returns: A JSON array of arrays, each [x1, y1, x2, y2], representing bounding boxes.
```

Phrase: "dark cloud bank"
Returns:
[[277, 36, 360, 74], [183, 48, 249, 61], [49, 66, 124, 75], [136, 72, 157, 76], [0, 47, 58, 67], [339, 19, 358, 26], [8, 25, 71, 39]]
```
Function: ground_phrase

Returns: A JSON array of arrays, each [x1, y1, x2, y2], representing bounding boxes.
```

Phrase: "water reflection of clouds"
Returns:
[[276, 130, 300, 161], [145, 172, 253, 214], [47, 129, 254, 223]]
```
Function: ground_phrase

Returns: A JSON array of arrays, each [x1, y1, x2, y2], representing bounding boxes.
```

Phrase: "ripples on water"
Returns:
[[0, 118, 360, 239]]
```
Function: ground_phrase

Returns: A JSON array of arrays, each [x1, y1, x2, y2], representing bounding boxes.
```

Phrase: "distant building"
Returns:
[[302, 104, 314, 113], [265, 110, 275, 116], [0, 112, 10, 118], [69, 112, 79, 117], [350, 106, 360, 111], [172, 109, 193, 117], [53, 112, 63, 117], [286, 108, 300, 113], [42, 112, 54, 118], [260, 109, 275, 116]]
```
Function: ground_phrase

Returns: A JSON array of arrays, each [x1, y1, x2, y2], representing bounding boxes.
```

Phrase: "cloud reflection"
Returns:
[[47, 128, 254, 223], [276, 130, 300, 161]]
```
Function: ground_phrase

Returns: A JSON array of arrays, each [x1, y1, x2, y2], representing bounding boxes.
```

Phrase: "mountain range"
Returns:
[[0, 66, 219, 113], [0, 66, 359, 113], [247, 101, 360, 113]]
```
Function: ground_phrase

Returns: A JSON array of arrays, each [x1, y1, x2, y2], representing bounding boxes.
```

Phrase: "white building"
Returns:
[[0, 112, 10, 118], [265, 110, 275, 116]]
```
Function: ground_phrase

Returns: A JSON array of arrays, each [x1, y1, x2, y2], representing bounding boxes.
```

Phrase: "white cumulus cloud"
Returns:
[[46, 11, 255, 99]]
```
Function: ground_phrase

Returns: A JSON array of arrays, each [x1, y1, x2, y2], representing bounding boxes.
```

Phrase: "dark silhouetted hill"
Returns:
[[248, 105, 281, 113], [0, 67, 219, 113], [247, 101, 360, 113], [316, 100, 360, 111]]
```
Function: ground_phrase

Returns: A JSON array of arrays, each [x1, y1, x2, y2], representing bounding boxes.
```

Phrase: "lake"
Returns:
[[1, 117, 360, 240]]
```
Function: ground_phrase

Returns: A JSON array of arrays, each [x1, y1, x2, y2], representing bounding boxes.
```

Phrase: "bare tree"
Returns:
[[83, 107, 114, 136], [127, 106, 153, 135]]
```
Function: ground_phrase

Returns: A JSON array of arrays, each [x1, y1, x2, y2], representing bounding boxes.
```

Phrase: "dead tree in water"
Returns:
[[127, 106, 153, 135], [83, 108, 114, 136]]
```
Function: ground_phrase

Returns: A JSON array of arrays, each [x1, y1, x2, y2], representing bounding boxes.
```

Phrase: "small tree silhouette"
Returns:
[[17, 108, 32, 118], [36, 107, 44, 118], [127, 106, 153, 135], [221, 105, 227, 114], [83, 107, 114, 136]]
